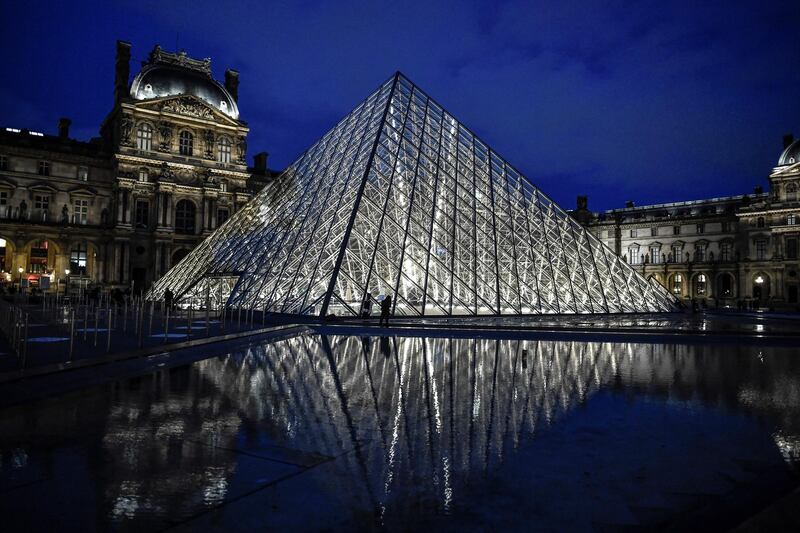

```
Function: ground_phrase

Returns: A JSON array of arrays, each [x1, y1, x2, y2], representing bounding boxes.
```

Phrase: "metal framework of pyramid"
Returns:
[[148, 73, 677, 316]]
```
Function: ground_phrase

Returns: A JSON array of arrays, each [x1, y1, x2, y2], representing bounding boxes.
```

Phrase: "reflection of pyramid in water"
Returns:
[[149, 73, 677, 316]]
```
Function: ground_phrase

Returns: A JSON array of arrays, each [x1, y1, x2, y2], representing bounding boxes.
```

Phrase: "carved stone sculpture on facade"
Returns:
[[236, 136, 247, 162], [158, 121, 173, 152], [119, 115, 133, 146], [161, 97, 216, 120], [159, 162, 175, 181], [203, 130, 215, 159]]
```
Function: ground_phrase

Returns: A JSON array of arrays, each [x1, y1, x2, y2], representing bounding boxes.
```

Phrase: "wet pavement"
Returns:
[[1, 331, 799, 531]]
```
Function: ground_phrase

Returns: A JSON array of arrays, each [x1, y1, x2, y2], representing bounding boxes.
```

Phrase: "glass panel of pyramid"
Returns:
[[148, 73, 677, 316]]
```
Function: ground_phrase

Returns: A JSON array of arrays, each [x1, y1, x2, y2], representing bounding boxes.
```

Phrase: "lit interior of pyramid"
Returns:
[[148, 73, 677, 316]]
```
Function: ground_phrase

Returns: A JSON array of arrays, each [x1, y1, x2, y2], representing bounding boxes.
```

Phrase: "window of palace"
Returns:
[[179, 131, 194, 156], [695, 274, 707, 295], [718, 274, 733, 297], [696, 223, 704, 234], [720, 242, 732, 262], [672, 274, 683, 295], [650, 227, 658, 237], [630, 228, 637, 238], [29, 240, 49, 273], [788, 238, 798, 260], [69, 244, 87, 276], [34, 194, 49, 211], [789, 213, 797, 225], [0, 191, 7, 218], [671, 245, 682, 262], [0, 155, 7, 171], [673, 226, 680, 235], [695, 246, 706, 262], [649, 247, 660, 263], [756, 239, 767, 260], [218, 137, 232, 163], [77, 166, 88, 181], [220, 181, 227, 192], [628, 245, 640, 264], [175, 199, 196, 234], [217, 208, 229, 226], [0, 238, 6, 271], [38, 161, 50, 176], [757, 217, 765, 228], [135, 200, 149, 228], [787, 183, 797, 202], [138, 168, 149, 182], [136, 123, 153, 151], [73, 198, 89, 224], [722, 221, 730, 232]]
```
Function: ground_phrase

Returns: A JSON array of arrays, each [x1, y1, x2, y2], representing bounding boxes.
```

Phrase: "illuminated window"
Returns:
[[69, 243, 87, 275], [138, 168, 149, 182], [756, 239, 767, 260], [135, 200, 149, 228], [695, 274, 707, 295], [179, 131, 194, 156], [218, 137, 232, 163], [220, 181, 227, 192], [29, 240, 49, 273], [38, 161, 50, 176], [672, 274, 683, 295], [175, 199, 196, 234], [136, 123, 153, 151], [73, 198, 89, 224], [671, 245, 682, 262], [628, 245, 640, 264], [789, 214, 797, 225], [0, 237, 5, 271], [649, 246, 660, 263]]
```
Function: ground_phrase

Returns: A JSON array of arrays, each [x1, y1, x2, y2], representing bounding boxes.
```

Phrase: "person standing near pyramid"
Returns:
[[379, 295, 392, 327]]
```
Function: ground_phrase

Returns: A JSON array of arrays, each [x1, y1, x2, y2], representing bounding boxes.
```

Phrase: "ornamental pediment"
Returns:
[[135, 95, 240, 126]]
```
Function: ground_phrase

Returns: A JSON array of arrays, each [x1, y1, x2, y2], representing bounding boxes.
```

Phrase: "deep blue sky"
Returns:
[[1, 1, 798, 211]]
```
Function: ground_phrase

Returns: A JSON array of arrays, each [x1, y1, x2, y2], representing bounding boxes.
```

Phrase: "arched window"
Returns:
[[179, 131, 194, 156], [174, 199, 196, 234], [671, 274, 683, 295], [69, 243, 88, 276], [136, 123, 153, 151], [787, 183, 797, 202], [694, 274, 707, 296], [218, 136, 232, 163]]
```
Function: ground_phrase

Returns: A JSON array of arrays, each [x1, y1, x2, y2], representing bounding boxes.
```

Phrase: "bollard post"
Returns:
[[94, 307, 99, 347], [123, 300, 128, 333], [148, 300, 154, 337], [84, 302, 89, 341], [137, 301, 144, 348], [22, 313, 29, 369], [187, 305, 192, 340], [163, 309, 170, 343], [68, 308, 75, 362], [205, 304, 210, 338], [106, 307, 112, 352]]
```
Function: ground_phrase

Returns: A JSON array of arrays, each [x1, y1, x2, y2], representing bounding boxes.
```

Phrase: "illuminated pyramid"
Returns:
[[148, 73, 677, 316]]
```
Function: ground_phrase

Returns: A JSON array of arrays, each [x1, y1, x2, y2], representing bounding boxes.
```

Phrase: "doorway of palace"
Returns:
[[132, 268, 147, 293], [789, 285, 798, 304], [752, 274, 769, 302]]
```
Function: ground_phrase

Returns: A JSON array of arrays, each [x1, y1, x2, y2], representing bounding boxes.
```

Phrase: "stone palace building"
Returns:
[[0, 41, 277, 293], [573, 135, 800, 310]]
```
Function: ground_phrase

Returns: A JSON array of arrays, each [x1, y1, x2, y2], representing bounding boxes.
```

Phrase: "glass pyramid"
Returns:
[[148, 73, 677, 316]]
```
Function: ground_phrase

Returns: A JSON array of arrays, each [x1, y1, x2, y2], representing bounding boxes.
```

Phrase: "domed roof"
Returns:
[[778, 139, 800, 166], [130, 63, 239, 120]]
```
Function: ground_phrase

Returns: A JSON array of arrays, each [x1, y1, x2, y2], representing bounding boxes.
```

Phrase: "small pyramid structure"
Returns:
[[148, 73, 677, 316]]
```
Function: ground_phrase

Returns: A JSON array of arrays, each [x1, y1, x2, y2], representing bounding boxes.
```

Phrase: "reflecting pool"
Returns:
[[1, 333, 799, 531]]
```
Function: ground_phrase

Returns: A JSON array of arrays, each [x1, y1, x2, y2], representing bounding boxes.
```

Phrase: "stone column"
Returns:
[[156, 193, 164, 227], [154, 244, 162, 278], [210, 199, 217, 230], [113, 243, 121, 283], [116, 189, 124, 223], [166, 196, 173, 229]]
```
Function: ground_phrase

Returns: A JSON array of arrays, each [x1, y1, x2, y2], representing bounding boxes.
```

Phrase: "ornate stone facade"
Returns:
[[0, 42, 277, 293], [576, 136, 800, 310]]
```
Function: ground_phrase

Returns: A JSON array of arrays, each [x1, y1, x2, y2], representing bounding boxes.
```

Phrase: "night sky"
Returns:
[[1, 1, 798, 211]]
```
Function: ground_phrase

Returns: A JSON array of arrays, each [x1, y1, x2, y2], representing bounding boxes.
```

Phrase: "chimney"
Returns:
[[625, 200, 635, 208], [784, 133, 795, 149], [576, 195, 588, 210], [225, 69, 240, 102], [58, 118, 71, 139], [253, 152, 268, 173], [754, 185, 763, 195], [115, 40, 132, 103]]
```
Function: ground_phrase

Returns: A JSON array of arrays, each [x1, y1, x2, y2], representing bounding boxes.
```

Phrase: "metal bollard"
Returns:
[[68, 308, 75, 362], [148, 300, 154, 337], [84, 303, 89, 341], [106, 307, 112, 352], [94, 307, 99, 347], [123, 301, 128, 333], [163, 309, 170, 343]]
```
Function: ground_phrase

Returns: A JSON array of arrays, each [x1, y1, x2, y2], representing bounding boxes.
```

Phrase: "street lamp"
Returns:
[[17, 266, 23, 289], [65, 268, 70, 297]]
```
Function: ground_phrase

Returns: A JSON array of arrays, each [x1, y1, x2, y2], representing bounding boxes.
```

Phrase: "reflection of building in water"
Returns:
[[196, 334, 800, 523]]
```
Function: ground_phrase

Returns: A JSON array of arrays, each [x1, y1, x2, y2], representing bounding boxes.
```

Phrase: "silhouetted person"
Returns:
[[379, 295, 392, 327], [164, 288, 174, 312], [380, 336, 391, 358], [361, 296, 372, 318]]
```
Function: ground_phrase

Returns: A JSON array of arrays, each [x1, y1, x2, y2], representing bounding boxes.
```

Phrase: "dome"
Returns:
[[130, 64, 239, 120], [778, 139, 800, 166]]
